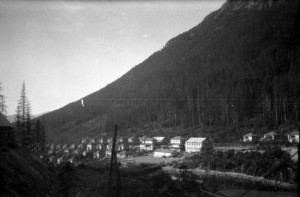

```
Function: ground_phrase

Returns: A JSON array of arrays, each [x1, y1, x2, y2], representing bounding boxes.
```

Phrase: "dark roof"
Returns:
[[0, 113, 11, 127], [289, 130, 299, 136]]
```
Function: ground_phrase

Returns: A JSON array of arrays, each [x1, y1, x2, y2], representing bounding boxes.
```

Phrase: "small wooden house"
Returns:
[[170, 136, 184, 150], [263, 131, 279, 141], [70, 144, 75, 150], [57, 157, 63, 165], [128, 136, 135, 143], [62, 144, 67, 150], [87, 143, 92, 151], [95, 144, 102, 150], [94, 150, 100, 159], [243, 133, 258, 142], [140, 137, 154, 151], [288, 130, 299, 143]]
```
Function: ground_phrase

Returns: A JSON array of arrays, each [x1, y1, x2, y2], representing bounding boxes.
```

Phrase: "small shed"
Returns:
[[288, 130, 299, 143], [243, 133, 258, 142], [263, 131, 279, 141]]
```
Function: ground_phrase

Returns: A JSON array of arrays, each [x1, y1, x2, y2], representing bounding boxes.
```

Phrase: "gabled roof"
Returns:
[[243, 133, 257, 137], [186, 137, 206, 143], [289, 130, 299, 136], [171, 136, 182, 140], [0, 113, 11, 127], [264, 131, 278, 136], [153, 136, 165, 139]]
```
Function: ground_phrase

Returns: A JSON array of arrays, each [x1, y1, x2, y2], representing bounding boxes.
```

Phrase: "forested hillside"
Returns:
[[42, 0, 300, 144]]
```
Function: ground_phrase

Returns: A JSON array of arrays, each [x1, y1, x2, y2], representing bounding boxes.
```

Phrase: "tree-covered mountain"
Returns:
[[42, 0, 300, 144]]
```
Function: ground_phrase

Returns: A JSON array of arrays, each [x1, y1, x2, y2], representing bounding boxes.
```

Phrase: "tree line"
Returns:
[[0, 81, 46, 155]]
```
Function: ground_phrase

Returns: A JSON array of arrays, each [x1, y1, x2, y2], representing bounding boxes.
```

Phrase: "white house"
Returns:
[[64, 148, 69, 154], [57, 157, 63, 165], [107, 138, 113, 143], [153, 149, 175, 158], [140, 137, 154, 151], [117, 144, 124, 151], [263, 131, 279, 141], [89, 138, 95, 143], [117, 151, 127, 158], [48, 149, 53, 155], [98, 138, 104, 143], [117, 137, 123, 143], [70, 144, 75, 150], [49, 156, 54, 163], [78, 143, 84, 149], [138, 136, 148, 143], [153, 136, 165, 143], [62, 144, 67, 149], [170, 136, 184, 150], [94, 150, 100, 159], [68, 157, 73, 163], [105, 150, 112, 157], [82, 138, 87, 144], [288, 130, 299, 143], [56, 144, 60, 149], [95, 144, 102, 150], [87, 143, 92, 151], [128, 136, 135, 143], [83, 150, 88, 156], [185, 137, 210, 153], [243, 133, 258, 142], [107, 143, 112, 150]]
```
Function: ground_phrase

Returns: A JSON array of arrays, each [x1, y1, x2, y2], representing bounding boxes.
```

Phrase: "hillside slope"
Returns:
[[0, 145, 56, 197], [42, 0, 300, 144], [0, 113, 56, 197]]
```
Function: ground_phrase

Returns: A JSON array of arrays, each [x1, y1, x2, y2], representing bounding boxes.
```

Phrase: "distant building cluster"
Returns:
[[45, 135, 212, 165], [242, 130, 299, 143], [44, 128, 299, 166]]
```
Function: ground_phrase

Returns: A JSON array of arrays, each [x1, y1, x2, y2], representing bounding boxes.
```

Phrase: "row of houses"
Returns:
[[46, 136, 213, 163], [243, 130, 299, 143]]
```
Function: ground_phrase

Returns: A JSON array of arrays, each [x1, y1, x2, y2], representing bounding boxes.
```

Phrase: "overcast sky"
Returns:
[[0, 0, 224, 115]]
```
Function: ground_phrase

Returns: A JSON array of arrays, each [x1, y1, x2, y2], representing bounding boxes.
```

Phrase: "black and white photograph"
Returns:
[[0, 0, 299, 196]]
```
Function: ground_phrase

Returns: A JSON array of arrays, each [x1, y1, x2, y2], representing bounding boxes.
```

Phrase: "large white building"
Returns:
[[185, 137, 210, 153]]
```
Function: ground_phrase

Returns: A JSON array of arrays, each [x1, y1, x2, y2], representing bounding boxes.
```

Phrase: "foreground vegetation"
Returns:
[[184, 147, 298, 183]]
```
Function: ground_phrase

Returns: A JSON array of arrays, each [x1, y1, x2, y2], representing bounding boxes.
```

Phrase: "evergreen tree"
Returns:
[[0, 82, 7, 116], [16, 81, 32, 147]]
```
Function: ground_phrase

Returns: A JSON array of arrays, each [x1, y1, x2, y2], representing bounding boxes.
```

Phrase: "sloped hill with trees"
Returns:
[[42, 0, 300, 144]]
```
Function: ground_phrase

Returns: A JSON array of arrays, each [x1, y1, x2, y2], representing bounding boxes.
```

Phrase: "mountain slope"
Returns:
[[42, 0, 300, 144]]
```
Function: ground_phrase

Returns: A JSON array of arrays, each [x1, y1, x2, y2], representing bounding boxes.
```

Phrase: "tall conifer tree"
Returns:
[[0, 82, 7, 116], [16, 81, 32, 146]]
